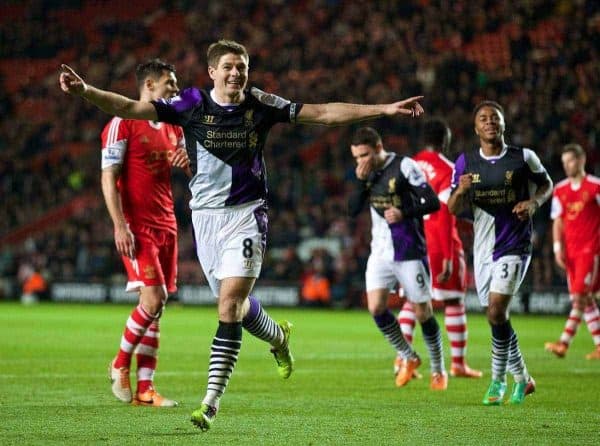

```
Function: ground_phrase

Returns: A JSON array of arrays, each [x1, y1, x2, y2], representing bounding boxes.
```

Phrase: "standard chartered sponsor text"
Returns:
[[204, 129, 247, 149]]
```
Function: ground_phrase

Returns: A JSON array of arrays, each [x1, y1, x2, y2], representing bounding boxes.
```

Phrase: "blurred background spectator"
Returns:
[[1, 0, 598, 304]]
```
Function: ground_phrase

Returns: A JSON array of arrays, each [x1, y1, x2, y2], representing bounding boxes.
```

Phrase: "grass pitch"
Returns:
[[1, 302, 598, 445]]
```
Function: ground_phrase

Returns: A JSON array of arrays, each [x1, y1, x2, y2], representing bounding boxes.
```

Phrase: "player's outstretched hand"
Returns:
[[384, 96, 425, 118], [59, 64, 87, 95]]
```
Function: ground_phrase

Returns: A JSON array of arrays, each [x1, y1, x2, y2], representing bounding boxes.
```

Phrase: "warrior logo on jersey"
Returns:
[[471, 173, 481, 183], [202, 115, 216, 124]]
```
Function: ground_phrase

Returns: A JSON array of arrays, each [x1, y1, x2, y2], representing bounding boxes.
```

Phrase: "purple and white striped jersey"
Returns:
[[152, 87, 302, 209]]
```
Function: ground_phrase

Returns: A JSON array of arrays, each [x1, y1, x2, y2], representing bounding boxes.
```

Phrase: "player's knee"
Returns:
[[574, 293, 594, 309], [218, 294, 246, 321], [140, 286, 168, 317], [367, 300, 387, 316], [414, 302, 433, 322], [486, 303, 507, 324]]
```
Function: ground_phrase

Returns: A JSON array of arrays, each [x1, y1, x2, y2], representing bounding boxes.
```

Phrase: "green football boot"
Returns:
[[508, 376, 536, 405], [482, 379, 507, 406], [270, 320, 294, 379], [191, 403, 218, 432]]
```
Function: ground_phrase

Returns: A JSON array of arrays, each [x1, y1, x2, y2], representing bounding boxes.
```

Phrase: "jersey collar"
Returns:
[[479, 144, 507, 161], [210, 89, 241, 109]]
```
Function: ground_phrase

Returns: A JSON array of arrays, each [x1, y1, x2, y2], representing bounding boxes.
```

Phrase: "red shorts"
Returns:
[[566, 253, 599, 295], [428, 250, 466, 300], [122, 226, 178, 294]]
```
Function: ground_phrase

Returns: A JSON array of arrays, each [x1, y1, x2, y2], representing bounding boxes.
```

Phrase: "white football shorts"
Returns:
[[192, 200, 268, 297], [474, 254, 531, 306], [365, 255, 432, 303]]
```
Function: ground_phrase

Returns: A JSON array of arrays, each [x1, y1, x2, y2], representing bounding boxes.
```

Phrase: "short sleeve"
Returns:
[[523, 148, 551, 186], [451, 153, 467, 192], [400, 157, 427, 187], [250, 87, 303, 124], [100, 117, 128, 169], [550, 195, 563, 219]]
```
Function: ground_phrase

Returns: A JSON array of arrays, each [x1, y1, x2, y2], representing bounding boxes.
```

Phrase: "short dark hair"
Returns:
[[207, 40, 249, 68], [422, 118, 450, 149], [473, 100, 504, 119], [562, 143, 585, 158], [351, 127, 382, 147], [135, 58, 175, 89]]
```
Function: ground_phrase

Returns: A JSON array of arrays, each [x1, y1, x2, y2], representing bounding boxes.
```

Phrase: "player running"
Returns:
[[60, 39, 425, 430], [448, 101, 552, 405], [348, 126, 448, 391], [395, 118, 482, 379]]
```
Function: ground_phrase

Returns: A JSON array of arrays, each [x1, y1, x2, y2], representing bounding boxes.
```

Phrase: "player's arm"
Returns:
[[400, 182, 440, 219], [101, 165, 136, 259], [60, 64, 157, 120], [296, 96, 424, 125], [447, 153, 473, 216], [170, 147, 192, 178], [447, 179, 472, 216], [348, 180, 370, 218], [435, 194, 455, 283], [550, 193, 566, 270], [513, 148, 553, 221], [447, 154, 472, 216], [384, 180, 440, 224], [552, 217, 566, 270], [384, 158, 440, 224]]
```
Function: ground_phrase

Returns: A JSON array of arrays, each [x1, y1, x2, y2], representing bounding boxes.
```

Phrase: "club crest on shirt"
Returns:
[[388, 178, 396, 194], [168, 132, 178, 147], [505, 170, 513, 185], [140, 135, 150, 144], [144, 265, 156, 279], [244, 109, 254, 128], [566, 201, 584, 219]]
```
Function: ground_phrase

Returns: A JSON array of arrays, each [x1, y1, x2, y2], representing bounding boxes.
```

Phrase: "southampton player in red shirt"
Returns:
[[396, 119, 482, 379], [545, 143, 600, 360], [102, 59, 189, 407]]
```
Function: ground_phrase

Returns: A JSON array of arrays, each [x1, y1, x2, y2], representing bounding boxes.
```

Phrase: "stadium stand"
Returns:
[[1, 0, 598, 306]]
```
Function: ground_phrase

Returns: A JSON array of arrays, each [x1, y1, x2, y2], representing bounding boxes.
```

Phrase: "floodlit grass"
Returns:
[[1, 302, 599, 445]]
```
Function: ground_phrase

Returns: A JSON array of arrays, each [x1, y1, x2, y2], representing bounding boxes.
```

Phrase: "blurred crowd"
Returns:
[[1, 0, 599, 306]]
